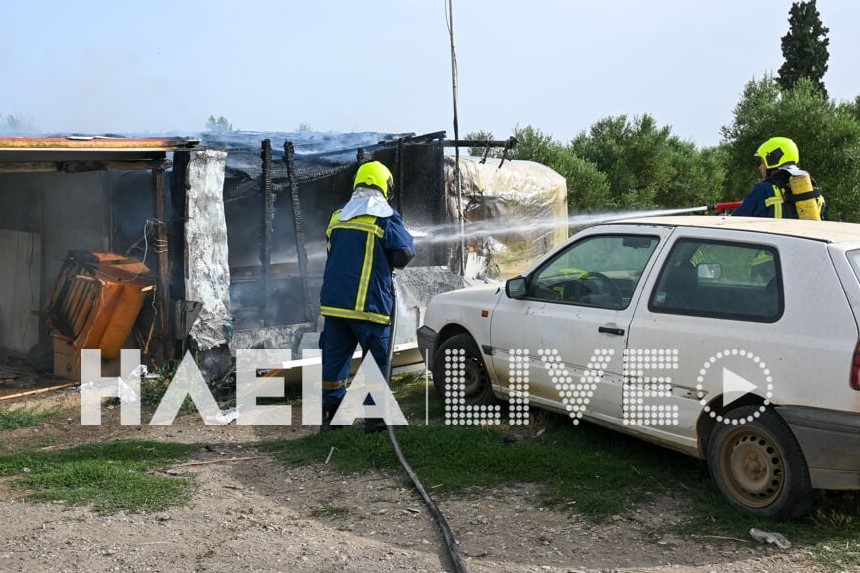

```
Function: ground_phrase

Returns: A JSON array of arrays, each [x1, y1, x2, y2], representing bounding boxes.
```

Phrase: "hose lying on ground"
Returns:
[[383, 274, 469, 573]]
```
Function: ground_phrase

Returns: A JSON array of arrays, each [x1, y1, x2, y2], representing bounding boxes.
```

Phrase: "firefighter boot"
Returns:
[[320, 403, 343, 434], [364, 418, 388, 435]]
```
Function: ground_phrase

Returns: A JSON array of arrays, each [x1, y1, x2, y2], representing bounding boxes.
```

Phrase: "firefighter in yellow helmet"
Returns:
[[734, 137, 827, 219], [318, 161, 415, 433]]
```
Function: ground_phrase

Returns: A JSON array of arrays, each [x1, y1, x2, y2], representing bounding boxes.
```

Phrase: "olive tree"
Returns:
[[721, 76, 860, 221], [570, 114, 725, 210]]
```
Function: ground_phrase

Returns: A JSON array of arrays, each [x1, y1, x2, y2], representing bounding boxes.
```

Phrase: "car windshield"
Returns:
[[528, 234, 660, 309]]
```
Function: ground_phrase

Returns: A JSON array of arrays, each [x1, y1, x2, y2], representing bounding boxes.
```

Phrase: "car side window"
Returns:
[[649, 239, 783, 322], [527, 234, 659, 310]]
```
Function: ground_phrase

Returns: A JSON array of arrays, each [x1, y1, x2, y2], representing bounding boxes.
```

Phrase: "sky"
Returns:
[[1, 0, 858, 148]]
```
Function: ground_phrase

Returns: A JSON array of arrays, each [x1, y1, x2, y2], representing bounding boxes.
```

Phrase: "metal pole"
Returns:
[[448, 0, 465, 275]]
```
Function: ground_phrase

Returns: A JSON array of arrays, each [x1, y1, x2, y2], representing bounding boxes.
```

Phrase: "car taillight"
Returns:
[[852, 341, 860, 390]]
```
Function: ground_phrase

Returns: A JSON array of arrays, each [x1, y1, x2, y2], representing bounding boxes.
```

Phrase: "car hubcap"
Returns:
[[722, 430, 784, 507], [462, 356, 485, 397]]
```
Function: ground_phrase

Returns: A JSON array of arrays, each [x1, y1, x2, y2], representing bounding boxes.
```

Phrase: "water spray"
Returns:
[[408, 205, 711, 247]]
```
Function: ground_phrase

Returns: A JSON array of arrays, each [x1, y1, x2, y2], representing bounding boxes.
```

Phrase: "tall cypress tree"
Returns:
[[777, 0, 830, 96]]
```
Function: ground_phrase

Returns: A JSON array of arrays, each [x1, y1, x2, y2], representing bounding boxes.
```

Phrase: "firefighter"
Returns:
[[319, 161, 415, 433], [734, 137, 827, 219]]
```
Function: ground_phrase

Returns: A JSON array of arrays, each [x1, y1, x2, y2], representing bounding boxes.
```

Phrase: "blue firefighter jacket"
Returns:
[[734, 170, 827, 219], [733, 177, 801, 218], [319, 208, 415, 325]]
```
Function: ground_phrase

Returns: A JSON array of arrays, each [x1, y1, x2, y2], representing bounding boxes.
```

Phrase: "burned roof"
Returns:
[[198, 130, 415, 183]]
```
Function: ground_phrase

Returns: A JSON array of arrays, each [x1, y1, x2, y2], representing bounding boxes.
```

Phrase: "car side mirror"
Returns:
[[506, 276, 528, 299]]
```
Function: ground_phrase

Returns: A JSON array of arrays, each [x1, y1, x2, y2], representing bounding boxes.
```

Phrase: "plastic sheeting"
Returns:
[[445, 156, 568, 279], [185, 149, 231, 350]]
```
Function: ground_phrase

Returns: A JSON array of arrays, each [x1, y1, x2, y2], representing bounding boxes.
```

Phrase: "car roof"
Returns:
[[608, 215, 860, 244]]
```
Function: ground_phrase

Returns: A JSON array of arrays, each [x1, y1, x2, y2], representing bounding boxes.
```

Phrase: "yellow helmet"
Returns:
[[754, 137, 799, 170], [353, 161, 394, 198]]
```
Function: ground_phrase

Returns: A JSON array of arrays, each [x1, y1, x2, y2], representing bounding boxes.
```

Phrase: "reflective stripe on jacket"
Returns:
[[734, 175, 826, 219], [319, 209, 414, 325]]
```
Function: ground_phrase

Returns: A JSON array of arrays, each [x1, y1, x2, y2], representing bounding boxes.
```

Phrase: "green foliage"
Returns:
[[469, 121, 725, 213], [777, 0, 830, 96], [570, 114, 725, 210], [0, 440, 197, 513], [205, 115, 233, 133], [720, 76, 860, 220], [465, 130, 497, 158]]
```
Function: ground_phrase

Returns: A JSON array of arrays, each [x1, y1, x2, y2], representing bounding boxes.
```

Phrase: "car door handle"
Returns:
[[598, 326, 625, 336]]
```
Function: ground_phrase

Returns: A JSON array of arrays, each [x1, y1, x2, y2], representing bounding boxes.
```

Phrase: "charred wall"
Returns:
[[223, 140, 448, 335]]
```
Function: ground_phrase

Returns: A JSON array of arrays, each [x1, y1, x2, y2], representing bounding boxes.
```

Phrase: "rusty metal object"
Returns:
[[43, 251, 154, 379]]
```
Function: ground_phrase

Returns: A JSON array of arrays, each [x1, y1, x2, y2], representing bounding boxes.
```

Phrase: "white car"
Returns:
[[417, 216, 860, 518]]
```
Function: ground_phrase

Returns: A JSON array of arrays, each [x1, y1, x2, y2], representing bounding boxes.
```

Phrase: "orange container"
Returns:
[[44, 251, 154, 377]]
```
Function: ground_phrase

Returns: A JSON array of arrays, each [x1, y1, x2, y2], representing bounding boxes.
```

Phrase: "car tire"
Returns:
[[432, 334, 497, 406], [706, 406, 813, 519]]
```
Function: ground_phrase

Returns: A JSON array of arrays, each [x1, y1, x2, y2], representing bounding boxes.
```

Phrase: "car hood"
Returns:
[[431, 282, 504, 305]]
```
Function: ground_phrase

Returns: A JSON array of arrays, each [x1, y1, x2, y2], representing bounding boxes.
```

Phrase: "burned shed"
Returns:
[[0, 136, 230, 384], [0, 131, 567, 388], [202, 131, 459, 353]]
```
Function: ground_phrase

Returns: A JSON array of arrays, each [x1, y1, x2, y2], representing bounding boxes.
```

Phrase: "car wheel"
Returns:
[[432, 334, 497, 406], [707, 406, 812, 519]]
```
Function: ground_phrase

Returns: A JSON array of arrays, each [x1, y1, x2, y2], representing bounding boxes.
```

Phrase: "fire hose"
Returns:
[[383, 273, 469, 573], [681, 201, 743, 215], [708, 201, 742, 214]]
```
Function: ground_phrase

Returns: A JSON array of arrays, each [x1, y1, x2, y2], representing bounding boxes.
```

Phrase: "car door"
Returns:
[[489, 226, 670, 425], [625, 230, 791, 452]]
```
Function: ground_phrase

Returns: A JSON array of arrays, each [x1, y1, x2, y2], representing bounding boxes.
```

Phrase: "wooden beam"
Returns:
[[0, 162, 60, 173], [0, 159, 172, 174], [153, 168, 174, 362], [0, 382, 79, 401], [284, 141, 314, 322]]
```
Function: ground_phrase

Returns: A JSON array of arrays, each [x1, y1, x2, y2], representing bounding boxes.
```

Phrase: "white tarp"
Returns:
[[185, 149, 231, 349], [445, 156, 568, 278]]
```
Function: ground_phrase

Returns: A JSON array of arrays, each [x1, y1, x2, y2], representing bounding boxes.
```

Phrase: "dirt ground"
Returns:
[[0, 390, 854, 573]]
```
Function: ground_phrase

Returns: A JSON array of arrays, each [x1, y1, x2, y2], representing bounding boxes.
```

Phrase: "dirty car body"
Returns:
[[417, 216, 860, 518]]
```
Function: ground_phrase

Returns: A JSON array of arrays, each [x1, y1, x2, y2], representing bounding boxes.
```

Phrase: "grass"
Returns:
[[268, 421, 695, 515], [0, 439, 198, 513], [265, 372, 860, 567], [265, 373, 698, 515], [0, 404, 62, 430]]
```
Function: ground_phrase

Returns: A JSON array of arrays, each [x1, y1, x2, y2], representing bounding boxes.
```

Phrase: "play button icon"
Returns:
[[696, 349, 775, 426], [722, 367, 757, 407]]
